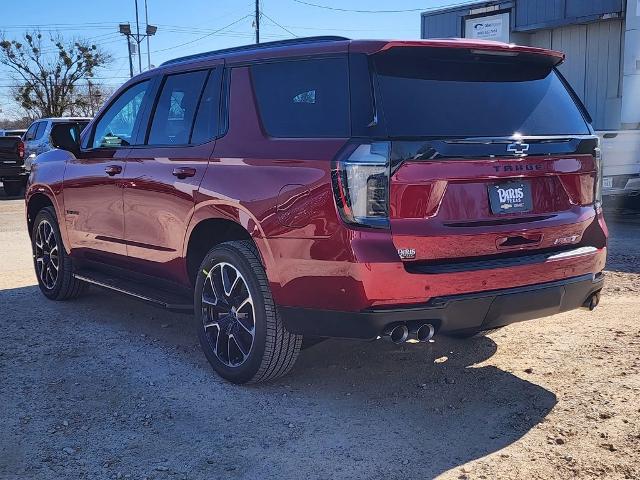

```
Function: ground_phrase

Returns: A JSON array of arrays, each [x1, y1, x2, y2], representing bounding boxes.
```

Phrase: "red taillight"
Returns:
[[331, 142, 391, 229], [17, 140, 25, 160], [558, 174, 596, 205]]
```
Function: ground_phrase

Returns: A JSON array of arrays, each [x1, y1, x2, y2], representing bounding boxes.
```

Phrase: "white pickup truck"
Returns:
[[599, 130, 640, 200]]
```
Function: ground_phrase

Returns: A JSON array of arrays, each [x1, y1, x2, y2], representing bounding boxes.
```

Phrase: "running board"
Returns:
[[73, 270, 193, 312]]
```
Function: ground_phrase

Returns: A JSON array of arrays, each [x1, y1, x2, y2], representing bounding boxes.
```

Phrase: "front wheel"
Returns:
[[194, 240, 302, 384], [31, 207, 87, 300]]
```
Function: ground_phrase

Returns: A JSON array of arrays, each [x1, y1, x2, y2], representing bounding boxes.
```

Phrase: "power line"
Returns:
[[260, 11, 298, 37], [138, 14, 253, 55], [291, 0, 428, 13], [291, 0, 477, 14]]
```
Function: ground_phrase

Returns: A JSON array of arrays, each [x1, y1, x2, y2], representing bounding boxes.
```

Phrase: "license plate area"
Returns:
[[488, 180, 533, 214], [602, 177, 613, 189]]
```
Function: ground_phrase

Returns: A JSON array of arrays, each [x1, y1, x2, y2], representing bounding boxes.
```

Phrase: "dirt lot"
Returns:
[[1, 192, 638, 480]]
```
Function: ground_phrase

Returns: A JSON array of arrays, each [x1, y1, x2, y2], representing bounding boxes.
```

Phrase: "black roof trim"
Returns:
[[160, 36, 350, 66]]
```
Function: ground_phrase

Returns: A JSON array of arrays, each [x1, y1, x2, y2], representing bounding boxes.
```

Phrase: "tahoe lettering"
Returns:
[[493, 164, 544, 172]]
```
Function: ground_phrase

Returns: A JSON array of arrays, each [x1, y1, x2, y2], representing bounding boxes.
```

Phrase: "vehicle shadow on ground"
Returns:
[[2, 285, 557, 479], [282, 336, 557, 477]]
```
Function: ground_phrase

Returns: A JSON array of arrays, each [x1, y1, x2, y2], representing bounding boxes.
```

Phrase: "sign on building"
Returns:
[[464, 12, 510, 43]]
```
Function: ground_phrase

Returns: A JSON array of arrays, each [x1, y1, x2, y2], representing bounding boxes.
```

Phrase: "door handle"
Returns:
[[105, 165, 123, 176], [172, 167, 196, 179]]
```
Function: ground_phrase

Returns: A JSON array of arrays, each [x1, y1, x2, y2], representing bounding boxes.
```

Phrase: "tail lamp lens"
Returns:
[[18, 141, 25, 160], [594, 145, 602, 206], [332, 142, 390, 229]]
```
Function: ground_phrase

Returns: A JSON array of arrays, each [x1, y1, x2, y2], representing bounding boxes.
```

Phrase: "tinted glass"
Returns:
[[24, 123, 38, 141], [93, 80, 150, 148], [191, 69, 222, 144], [374, 55, 590, 137], [34, 122, 47, 140], [148, 70, 208, 145], [251, 57, 350, 137]]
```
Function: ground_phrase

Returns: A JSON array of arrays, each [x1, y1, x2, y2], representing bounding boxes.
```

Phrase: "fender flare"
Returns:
[[26, 183, 72, 255], [182, 200, 280, 284]]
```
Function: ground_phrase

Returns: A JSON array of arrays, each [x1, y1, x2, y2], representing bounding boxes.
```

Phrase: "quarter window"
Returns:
[[190, 69, 222, 144], [92, 80, 150, 148], [251, 57, 350, 138], [24, 122, 39, 141], [34, 122, 47, 140], [148, 70, 208, 145]]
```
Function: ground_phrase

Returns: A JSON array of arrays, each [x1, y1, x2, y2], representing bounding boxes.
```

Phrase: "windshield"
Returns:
[[374, 52, 590, 138]]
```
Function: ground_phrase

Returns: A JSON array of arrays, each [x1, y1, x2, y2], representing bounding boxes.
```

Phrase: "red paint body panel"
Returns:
[[352, 39, 565, 63], [388, 155, 598, 261], [62, 149, 129, 258], [123, 144, 213, 283]]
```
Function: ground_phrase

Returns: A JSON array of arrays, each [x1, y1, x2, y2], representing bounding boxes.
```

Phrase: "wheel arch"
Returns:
[[26, 191, 57, 237], [183, 205, 278, 287]]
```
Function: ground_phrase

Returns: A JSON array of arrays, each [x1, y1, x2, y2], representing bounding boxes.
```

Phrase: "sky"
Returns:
[[0, 0, 475, 118]]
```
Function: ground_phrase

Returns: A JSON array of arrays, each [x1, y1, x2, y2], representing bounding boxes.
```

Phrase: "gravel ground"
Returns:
[[1, 193, 638, 480]]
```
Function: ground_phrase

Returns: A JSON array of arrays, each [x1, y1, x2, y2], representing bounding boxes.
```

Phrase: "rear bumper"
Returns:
[[280, 273, 604, 339]]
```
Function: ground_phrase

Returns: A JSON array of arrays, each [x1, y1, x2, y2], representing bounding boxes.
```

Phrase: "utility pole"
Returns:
[[87, 80, 93, 116], [118, 2, 157, 78], [120, 24, 135, 78], [145, 0, 151, 70], [255, 0, 260, 44], [135, 0, 142, 74]]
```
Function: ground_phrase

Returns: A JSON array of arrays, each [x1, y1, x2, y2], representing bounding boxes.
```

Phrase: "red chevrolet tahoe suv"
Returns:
[[26, 37, 607, 384]]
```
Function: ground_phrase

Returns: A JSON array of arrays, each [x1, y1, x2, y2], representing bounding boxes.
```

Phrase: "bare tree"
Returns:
[[0, 31, 111, 118], [68, 81, 114, 117]]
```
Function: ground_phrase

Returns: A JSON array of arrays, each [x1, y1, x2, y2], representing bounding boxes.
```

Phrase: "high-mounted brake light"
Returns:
[[331, 142, 390, 229], [469, 49, 519, 57]]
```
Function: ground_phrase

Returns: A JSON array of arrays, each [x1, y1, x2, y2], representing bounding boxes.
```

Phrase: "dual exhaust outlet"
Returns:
[[383, 323, 435, 344]]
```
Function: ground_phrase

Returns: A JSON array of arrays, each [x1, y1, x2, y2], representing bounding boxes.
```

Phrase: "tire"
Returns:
[[32, 207, 87, 300], [194, 240, 302, 384], [3, 180, 23, 197]]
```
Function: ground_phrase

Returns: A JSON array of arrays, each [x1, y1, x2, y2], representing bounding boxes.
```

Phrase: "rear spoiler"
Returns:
[[351, 39, 565, 66]]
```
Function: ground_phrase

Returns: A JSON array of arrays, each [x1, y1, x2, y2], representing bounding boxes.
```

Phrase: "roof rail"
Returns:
[[161, 36, 350, 66]]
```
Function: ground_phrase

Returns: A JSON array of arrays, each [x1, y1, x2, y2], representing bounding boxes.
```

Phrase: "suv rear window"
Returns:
[[251, 57, 350, 138], [374, 51, 590, 138]]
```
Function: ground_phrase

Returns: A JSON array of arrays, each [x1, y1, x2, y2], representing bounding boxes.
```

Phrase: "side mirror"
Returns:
[[50, 123, 81, 156]]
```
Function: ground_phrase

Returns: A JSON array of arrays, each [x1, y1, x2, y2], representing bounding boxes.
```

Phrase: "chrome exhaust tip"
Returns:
[[583, 292, 601, 311], [384, 324, 409, 344], [414, 323, 435, 342]]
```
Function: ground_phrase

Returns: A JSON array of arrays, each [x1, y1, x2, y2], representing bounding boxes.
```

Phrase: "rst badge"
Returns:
[[397, 248, 416, 260]]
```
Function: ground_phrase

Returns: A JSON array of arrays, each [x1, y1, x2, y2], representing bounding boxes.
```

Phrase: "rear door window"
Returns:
[[374, 51, 590, 137], [147, 70, 208, 145], [251, 57, 350, 138]]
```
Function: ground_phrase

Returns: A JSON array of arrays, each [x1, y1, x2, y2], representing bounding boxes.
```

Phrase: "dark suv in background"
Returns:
[[26, 37, 607, 384]]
